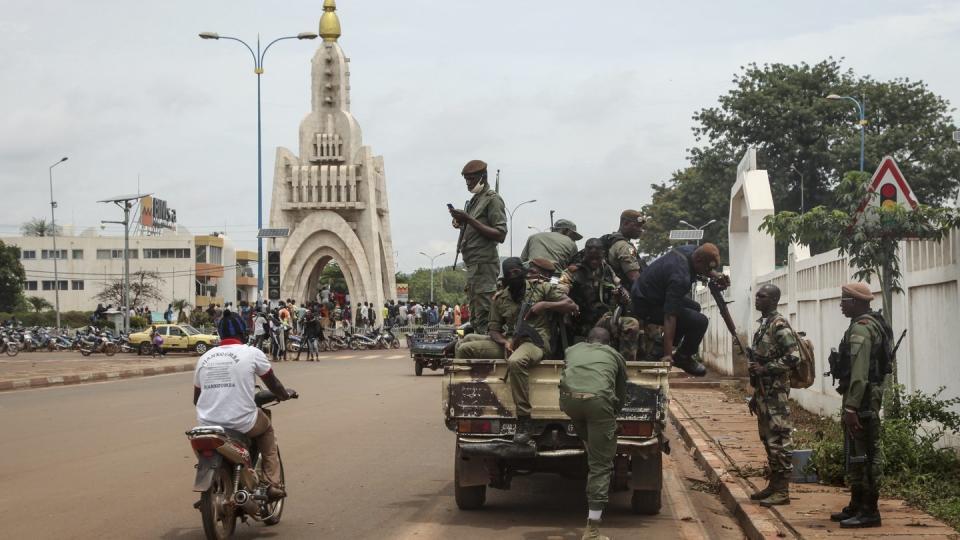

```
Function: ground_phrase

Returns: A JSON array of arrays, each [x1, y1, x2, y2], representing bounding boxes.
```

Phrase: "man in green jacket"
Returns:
[[521, 218, 582, 272], [560, 327, 627, 540], [831, 282, 889, 529], [449, 159, 507, 335]]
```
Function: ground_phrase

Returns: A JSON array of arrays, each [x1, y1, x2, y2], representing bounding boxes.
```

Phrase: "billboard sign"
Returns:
[[140, 196, 178, 229]]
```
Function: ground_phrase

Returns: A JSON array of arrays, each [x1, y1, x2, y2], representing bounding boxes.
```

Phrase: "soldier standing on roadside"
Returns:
[[559, 327, 627, 540], [558, 238, 640, 361], [449, 160, 507, 334], [747, 284, 799, 507], [606, 210, 646, 288], [830, 282, 889, 529], [521, 218, 583, 271]]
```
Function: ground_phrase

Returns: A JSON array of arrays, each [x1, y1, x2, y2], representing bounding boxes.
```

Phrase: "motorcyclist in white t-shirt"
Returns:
[[193, 310, 295, 499]]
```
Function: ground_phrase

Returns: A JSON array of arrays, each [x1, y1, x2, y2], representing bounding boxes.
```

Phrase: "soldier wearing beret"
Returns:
[[449, 160, 508, 334], [458, 257, 577, 446], [521, 218, 582, 272], [558, 238, 641, 361], [830, 282, 891, 529], [605, 210, 646, 288]]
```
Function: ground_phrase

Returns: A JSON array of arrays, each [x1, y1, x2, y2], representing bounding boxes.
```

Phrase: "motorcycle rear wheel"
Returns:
[[391, 339, 401, 349], [80, 348, 91, 357], [200, 466, 237, 540], [104, 343, 117, 357], [5, 345, 18, 357], [262, 449, 286, 526]]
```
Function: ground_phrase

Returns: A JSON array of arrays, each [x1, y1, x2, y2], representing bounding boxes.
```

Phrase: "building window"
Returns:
[[144, 248, 191, 259], [41, 249, 68, 260], [22, 250, 36, 260], [72, 249, 83, 259], [209, 246, 223, 264], [195, 246, 207, 263], [97, 249, 111, 260], [71, 280, 84, 290], [42, 280, 68, 291], [97, 249, 137, 259], [24, 281, 38, 291]]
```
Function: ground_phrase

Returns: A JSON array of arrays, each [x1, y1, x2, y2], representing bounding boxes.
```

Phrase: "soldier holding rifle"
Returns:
[[449, 159, 507, 334]]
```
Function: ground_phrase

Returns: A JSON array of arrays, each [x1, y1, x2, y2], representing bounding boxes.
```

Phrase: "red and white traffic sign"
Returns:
[[854, 156, 919, 221]]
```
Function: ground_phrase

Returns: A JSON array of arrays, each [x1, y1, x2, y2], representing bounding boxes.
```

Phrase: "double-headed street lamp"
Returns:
[[678, 219, 717, 246], [48, 157, 68, 330], [419, 251, 446, 303], [508, 199, 537, 257], [199, 30, 317, 300], [826, 94, 866, 172]]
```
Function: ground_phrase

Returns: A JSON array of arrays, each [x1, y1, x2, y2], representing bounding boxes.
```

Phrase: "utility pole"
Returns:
[[419, 251, 446, 303], [48, 157, 68, 330], [100, 194, 148, 333]]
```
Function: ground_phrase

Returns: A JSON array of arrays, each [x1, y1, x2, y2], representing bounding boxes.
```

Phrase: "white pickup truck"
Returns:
[[442, 358, 670, 514]]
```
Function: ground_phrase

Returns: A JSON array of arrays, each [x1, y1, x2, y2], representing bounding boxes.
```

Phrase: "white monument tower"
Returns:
[[268, 0, 396, 307]]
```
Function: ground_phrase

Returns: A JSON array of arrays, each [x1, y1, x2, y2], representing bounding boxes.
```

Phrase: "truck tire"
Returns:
[[454, 446, 486, 510], [415, 361, 424, 376], [631, 489, 661, 515]]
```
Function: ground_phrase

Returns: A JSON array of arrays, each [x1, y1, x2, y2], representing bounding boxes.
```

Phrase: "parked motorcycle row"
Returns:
[[0, 325, 135, 357], [251, 325, 402, 354]]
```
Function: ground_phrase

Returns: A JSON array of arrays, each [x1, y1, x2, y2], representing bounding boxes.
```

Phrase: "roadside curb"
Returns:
[[669, 397, 796, 540], [0, 362, 195, 393]]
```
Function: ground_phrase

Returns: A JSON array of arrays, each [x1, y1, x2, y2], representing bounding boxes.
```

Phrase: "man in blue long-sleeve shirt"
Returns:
[[630, 243, 726, 376]]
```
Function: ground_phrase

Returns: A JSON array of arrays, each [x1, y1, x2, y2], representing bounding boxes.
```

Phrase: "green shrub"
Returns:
[[190, 311, 212, 327], [129, 316, 148, 330], [808, 435, 845, 484]]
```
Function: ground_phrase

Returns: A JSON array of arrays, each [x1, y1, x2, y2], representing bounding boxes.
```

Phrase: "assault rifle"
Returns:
[[513, 301, 545, 349], [451, 200, 468, 270], [707, 278, 765, 396]]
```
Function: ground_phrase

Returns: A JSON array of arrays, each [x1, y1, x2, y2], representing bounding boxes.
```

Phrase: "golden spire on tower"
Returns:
[[319, 0, 341, 42]]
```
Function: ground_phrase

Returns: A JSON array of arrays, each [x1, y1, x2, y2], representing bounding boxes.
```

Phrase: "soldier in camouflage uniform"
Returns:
[[558, 238, 640, 361], [605, 209, 646, 288], [449, 159, 507, 335], [831, 282, 887, 529], [457, 257, 577, 446], [747, 284, 799, 507]]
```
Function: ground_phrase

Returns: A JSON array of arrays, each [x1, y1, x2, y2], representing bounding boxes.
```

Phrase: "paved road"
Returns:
[[1, 350, 743, 539]]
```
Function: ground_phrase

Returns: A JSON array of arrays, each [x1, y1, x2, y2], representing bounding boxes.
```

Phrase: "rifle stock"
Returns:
[[708, 280, 764, 395]]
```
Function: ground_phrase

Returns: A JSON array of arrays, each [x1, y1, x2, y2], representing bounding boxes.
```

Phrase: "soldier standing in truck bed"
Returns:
[[559, 327, 627, 540], [449, 159, 507, 335], [747, 284, 799, 507], [558, 238, 641, 361], [521, 218, 582, 272]]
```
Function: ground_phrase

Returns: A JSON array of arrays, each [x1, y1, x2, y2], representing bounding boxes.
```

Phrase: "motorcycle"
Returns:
[[349, 329, 379, 350], [377, 326, 401, 349], [79, 332, 117, 356], [186, 389, 297, 539], [0, 332, 19, 356], [326, 333, 348, 351]]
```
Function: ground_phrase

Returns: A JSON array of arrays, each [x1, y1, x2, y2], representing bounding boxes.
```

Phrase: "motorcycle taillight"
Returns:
[[190, 437, 225, 452]]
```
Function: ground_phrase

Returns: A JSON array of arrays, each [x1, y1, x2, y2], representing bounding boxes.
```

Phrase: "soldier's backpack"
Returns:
[[774, 316, 816, 389]]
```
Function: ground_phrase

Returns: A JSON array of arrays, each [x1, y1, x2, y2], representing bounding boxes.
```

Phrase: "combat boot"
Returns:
[[830, 487, 863, 522], [514, 415, 534, 446], [581, 519, 609, 540], [759, 472, 790, 506], [672, 353, 707, 377], [749, 474, 776, 501], [840, 489, 881, 528]]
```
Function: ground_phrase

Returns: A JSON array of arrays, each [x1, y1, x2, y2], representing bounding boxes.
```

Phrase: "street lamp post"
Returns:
[[48, 157, 68, 330], [790, 164, 805, 213], [199, 30, 317, 301], [508, 199, 537, 257], [826, 94, 866, 172], [419, 251, 446, 303], [678, 219, 718, 246]]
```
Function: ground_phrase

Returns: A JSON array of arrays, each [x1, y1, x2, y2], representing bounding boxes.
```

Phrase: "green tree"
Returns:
[[404, 267, 466, 307], [26, 296, 52, 312], [172, 299, 191, 323], [95, 270, 165, 309], [0, 241, 26, 312], [640, 59, 960, 256], [319, 261, 348, 292], [20, 218, 61, 237]]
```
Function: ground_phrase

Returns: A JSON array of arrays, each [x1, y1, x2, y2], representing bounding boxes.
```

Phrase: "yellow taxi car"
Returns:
[[130, 324, 220, 355]]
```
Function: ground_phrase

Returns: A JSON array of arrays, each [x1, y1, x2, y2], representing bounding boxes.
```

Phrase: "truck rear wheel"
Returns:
[[631, 489, 661, 515], [454, 446, 486, 510], [415, 361, 424, 376]]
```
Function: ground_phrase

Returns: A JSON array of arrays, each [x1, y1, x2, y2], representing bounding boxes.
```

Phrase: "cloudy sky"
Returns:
[[3, 0, 958, 272]]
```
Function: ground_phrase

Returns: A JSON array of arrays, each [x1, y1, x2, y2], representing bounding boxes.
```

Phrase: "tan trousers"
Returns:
[[245, 410, 282, 487]]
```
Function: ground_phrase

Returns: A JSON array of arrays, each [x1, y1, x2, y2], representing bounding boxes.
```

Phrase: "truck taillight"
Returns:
[[190, 437, 225, 452], [457, 419, 496, 434], [618, 421, 653, 437]]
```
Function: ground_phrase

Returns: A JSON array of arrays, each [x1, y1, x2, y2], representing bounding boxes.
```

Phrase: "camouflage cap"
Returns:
[[461, 159, 488, 175], [552, 218, 583, 240], [620, 209, 646, 224], [529, 257, 556, 273], [841, 282, 873, 301], [584, 238, 604, 250]]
